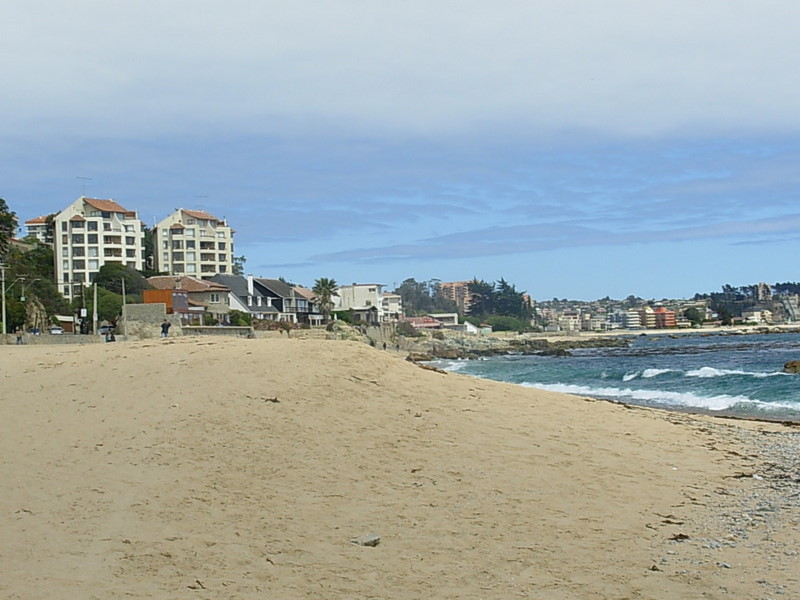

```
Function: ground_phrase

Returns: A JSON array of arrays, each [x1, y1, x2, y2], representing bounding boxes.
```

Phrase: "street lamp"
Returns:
[[19, 278, 41, 302]]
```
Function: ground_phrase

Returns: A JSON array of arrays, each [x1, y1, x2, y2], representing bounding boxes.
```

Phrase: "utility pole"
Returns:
[[121, 277, 127, 338], [1, 263, 6, 338], [92, 282, 98, 335]]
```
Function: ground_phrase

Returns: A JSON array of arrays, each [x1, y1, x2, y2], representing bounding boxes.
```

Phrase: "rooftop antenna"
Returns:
[[77, 176, 92, 197]]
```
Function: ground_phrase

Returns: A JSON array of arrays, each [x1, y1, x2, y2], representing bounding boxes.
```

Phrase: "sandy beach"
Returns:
[[1, 336, 798, 599]]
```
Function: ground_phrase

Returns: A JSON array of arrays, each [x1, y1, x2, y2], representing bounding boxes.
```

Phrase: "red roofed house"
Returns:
[[153, 208, 235, 278], [53, 197, 145, 301], [146, 275, 232, 324]]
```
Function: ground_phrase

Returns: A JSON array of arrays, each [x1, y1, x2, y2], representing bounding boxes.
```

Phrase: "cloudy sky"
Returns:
[[3, 1, 800, 300]]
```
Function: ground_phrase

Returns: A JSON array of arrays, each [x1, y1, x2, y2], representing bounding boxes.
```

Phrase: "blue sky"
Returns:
[[3, 1, 800, 300]]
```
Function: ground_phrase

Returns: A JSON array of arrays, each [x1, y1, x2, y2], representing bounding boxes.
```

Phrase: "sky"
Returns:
[[3, 1, 800, 301]]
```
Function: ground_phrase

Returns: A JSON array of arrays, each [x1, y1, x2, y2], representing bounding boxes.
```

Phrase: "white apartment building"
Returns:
[[53, 197, 145, 301], [153, 209, 234, 278], [24, 216, 50, 244]]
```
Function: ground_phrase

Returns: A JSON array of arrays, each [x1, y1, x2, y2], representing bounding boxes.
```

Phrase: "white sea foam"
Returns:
[[622, 368, 673, 381], [642, 368, 675, 378], [521, 381, 751, 411], [437, 360, 468, 372], [686, 366, 787, 379]]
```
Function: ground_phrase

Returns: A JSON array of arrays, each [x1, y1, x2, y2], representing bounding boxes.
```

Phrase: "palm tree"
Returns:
[[312, 277, 339, 324]]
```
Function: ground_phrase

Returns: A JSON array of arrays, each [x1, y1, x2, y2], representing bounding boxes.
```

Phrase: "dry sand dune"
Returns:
[[1, 336, 798, 599]]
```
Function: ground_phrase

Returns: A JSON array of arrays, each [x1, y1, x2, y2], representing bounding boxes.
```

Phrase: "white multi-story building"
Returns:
[[24, 216, 50, 244], [153, 209, 234, 278], [335, 283, 404, 322], [53, 197, 145, 301]]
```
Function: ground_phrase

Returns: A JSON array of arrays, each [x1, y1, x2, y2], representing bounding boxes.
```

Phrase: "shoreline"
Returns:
[[421, 328, 800, 424]]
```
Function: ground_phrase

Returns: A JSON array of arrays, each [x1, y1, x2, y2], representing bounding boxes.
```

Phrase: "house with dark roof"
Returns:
[[208, 274, 281, 321], [253, 278, 323, 325]]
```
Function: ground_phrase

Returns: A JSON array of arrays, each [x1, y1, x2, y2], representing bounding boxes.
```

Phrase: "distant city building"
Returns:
[[53, 197, 145, 301], [439, 281, 472, 314], [754, 282, 773, 302], [653, 307, 677, 328], [154, 208, 234, 278], [638, 306, 657, 329]]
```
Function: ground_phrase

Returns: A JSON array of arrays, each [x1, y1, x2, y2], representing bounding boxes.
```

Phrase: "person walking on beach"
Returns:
[[160, 319, 171, 338]]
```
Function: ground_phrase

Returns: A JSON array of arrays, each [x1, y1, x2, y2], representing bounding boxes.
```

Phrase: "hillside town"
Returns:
[[2, 196, 799, 339]]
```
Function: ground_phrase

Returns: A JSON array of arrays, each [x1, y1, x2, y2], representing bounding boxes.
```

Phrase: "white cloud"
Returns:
[[4, 1, 800, 138]]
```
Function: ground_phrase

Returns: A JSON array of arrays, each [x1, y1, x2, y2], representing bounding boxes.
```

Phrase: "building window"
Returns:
[[210, 293, 220, 303], [88, 259, 99, 270], [87, 234, 98, 244], [187, 219, 195, 225], [186, 251, 196, 261], [104, 223, 111, 231], [185, 228, 195, 238], [186, 240, 195, 249], [64, 286, 70, 295], [186, 264, 196, 273], [162, 229, 168, 237], [126, 236, 135, 245], [62, 248, 68, 257], [87, 221, 98, 231], [218, 242, 226, 250], [217, 231, 225, 238], [72, 234, 84, 244], [62, 260, 69, 270], [162, 241, 169, 249], [71, 220, 84, 229], [88, 247, 98, 257], [126, 249, 136, 258], [73, 260, 85, 269], [72, 247, 85, 257], [61, 222, 68, 232], [218, 253, 226, 262]]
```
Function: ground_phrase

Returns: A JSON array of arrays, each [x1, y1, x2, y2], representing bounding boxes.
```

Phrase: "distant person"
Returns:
[[15, 328, 23, 345], [161, 319, 171, 338]]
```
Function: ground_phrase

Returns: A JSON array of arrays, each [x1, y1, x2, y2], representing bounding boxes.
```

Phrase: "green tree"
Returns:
[[466, 279, 495, 318], [228, 309, 252, 326], [312, 277, 339, 324], [233, 255, 247, 276], [683, 307, 704, 327], [0, 198, 17, 258], [93, 263, 149, 297]]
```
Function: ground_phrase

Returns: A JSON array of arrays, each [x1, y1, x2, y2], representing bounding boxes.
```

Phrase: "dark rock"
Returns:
[[783, 361, 800, 374]]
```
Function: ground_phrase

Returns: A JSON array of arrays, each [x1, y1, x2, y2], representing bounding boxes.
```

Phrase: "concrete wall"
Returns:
[[182, 326, 254, 338], [120, 303, 182, 339]]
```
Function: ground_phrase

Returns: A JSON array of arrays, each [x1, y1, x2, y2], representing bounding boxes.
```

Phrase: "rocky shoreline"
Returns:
[[403, 331, 631, 361]]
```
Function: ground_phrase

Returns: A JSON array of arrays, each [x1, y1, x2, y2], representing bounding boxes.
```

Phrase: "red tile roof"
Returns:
[[25, 215, 48, 225], [147, 275, 229, 293], [83, 197, 131, 214], [182, 209, 223, 222]]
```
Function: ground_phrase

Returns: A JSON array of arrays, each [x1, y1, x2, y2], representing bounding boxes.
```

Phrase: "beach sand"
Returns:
[[1, 336, 798, 599]]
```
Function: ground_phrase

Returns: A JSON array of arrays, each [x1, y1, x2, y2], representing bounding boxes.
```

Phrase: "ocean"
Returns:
[[431, 332, 800, 421]]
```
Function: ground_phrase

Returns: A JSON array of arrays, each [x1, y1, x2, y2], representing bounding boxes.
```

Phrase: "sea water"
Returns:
[[431, 332, 800, 421]]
